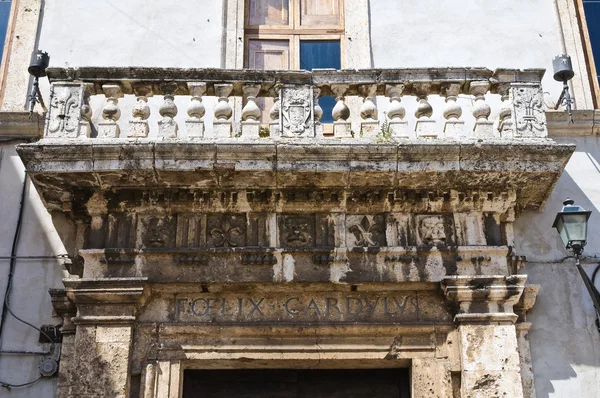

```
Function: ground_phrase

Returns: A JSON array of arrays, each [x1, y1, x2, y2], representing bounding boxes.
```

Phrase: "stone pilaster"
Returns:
[[514, 284, 540, 398], [58, 278, 149, 398], [442, 275, 526, 398]]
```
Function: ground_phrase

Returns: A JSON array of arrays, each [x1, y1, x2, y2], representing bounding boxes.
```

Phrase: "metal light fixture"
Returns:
[[552, 198, 592, 256], [27, 50, 50, 117], [553, 54, 575, 123], [553, 198, 600, 332]]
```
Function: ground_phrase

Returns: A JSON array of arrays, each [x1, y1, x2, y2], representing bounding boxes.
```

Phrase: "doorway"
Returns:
[[182, 368, 411, 398]]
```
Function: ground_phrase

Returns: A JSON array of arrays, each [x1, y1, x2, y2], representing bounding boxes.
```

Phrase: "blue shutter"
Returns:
[[300, 40, 341, 123], [0, 1, 11, 64], [583, 1, 600, 83]]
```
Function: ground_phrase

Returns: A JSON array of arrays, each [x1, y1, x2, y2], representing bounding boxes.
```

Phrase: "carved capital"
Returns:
[[63, 277, 149, 325], [441, 275, 527, 324]]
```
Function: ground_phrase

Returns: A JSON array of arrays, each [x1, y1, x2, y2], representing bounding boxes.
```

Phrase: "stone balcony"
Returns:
[[19, 67, 573, 211], [16, 67, 574, 283]]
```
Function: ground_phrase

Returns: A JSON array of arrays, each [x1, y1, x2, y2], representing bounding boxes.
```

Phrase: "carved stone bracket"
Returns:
[[441, 275, 527, 324], [63, 277, 149, 325], [49, 288, 77, 334]]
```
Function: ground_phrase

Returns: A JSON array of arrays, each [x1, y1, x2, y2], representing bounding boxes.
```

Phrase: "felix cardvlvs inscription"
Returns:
[[175, 293, 421, 323]]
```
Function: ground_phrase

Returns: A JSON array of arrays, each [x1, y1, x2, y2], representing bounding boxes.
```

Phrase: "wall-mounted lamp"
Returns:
[[27, 50, 49, 117], [552, 54, 575, 123], [553, 198, 600, 332]]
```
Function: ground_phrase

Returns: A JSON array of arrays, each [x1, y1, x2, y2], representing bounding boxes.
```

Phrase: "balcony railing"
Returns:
[[44, 67, 548, 141]]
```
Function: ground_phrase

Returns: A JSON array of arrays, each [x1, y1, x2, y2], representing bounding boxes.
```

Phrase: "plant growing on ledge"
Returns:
[[259, 126, 270, 138], [376, 112, 393, 143]]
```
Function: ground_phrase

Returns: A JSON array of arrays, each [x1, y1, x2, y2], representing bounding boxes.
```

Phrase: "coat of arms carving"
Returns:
[[281, 85, 313, 137]]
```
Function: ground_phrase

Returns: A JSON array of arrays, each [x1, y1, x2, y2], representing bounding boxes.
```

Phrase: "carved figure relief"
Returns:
[[281, 86, 313, 137], [347, 215, 386, 247], [418, 216, 447, 246], [207, 214, 246, 247], [141, 216, 176, 248], [279, 215, 315, 248], [47, 84, 82, 137], [512, 85, 546, 137]]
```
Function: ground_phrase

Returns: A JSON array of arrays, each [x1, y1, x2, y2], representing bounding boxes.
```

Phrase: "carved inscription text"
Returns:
[[174, 293, 422, 323]]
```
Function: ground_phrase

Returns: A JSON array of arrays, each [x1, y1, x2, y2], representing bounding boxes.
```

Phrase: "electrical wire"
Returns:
[[0, 171, 56, 389], [0, 376, 42, 390]]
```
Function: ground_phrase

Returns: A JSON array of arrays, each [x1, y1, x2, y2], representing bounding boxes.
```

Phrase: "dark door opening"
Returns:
[[183, 368, 411, 398]]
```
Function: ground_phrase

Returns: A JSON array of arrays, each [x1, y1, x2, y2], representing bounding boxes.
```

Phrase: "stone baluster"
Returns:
[[241, 84, 261, 139], [78, 83, 93, 138], [269, 88, 281, 139], [331, 84, 352, 138], [414, 83, 437, 138], [359, 85, 379, 138], [129, 84, 152, 138], [385, 84, 409, 138], [442, 83, 465, 138], [98, 84, 123, 138], [313, 87, 324, 138], [185, 82, 206, 138], [213, 83, 234, 138], [496, 84, 513, 138], [471, 81, 495, 138], [158, 83, 178, 139]]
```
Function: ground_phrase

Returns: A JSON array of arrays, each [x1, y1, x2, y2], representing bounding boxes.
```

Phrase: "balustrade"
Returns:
[[43, 67, 549, 141]]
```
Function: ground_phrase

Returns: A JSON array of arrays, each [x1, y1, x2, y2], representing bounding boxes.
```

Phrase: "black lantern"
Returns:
[[552, 198, 592, 255]]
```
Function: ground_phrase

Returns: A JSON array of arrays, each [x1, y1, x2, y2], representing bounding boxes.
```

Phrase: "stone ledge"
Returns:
[[17, 139, 575, 210], [0, 111, 44, 139], [78, 246, 511, 283], [546, 109, 600, 136]]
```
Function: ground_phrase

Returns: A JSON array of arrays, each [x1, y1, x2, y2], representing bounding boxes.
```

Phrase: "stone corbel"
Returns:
[[49, 288, 77, 335], [63, 277, 150, 325], [441, 275, 527, 324]]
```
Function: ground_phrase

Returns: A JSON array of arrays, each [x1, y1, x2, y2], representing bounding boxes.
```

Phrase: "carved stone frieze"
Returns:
[[207, 214, 247, 248], [415, 214, 454, 246], [107, 214, 137, 249], [241, 252, 277, 265], [279, 215, 315, 248], [280, 85, 314, 137], [140, 216, 176, 248], [347, 215, 386, 247]]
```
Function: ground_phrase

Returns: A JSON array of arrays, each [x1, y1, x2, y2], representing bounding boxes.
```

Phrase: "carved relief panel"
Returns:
[[279, 215, 315, 248], [207, 214, 247, 248], [414, 214, 455, 246], [140, 216, 176, 248], [346, 215, 386, 247], [280, 85, 314, 138], [45, 83, 90, 138], [511, 83, 547, 138]]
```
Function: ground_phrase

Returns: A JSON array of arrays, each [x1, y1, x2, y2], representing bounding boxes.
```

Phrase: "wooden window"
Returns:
[[0, 0, 12, 64], [245, 0, 344, 124], [579, 0, 600, 106], [299, 0, 340, 28]]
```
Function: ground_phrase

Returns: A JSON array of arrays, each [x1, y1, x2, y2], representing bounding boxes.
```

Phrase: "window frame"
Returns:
[[244, 0, 345, 69], [576, 0, 600, 108], [0, 0, 17, 107]]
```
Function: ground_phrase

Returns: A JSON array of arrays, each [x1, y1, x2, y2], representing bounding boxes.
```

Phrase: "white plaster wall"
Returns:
[[514, 136, 600, 397], [0, 143, 66, 397], [38, 0, 223, 68], [370, 0, 567, 134]]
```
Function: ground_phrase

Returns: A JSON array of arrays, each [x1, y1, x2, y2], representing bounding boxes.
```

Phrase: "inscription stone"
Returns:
[[174, 292, 430, 323]]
